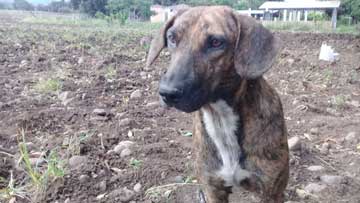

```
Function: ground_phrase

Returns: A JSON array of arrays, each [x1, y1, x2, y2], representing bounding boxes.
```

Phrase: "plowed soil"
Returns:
[[1, 11, 360, 203]]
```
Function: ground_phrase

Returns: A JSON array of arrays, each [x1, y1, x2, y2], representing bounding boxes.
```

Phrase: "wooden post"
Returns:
[[297, 10, 301, 21], [304, 10, 308, 22], [289, 10, 292, 22], [331, 8, 337, 30], [283, 9, 287, 21]]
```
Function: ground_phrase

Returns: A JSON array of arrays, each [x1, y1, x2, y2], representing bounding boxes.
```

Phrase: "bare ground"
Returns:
[[0, 11, 360, 203]]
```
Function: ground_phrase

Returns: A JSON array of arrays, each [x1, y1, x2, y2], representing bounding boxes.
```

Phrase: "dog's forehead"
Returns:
[[173, 7, 237, 37]]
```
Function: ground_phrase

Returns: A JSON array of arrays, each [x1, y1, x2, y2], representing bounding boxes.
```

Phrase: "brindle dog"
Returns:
[[146, 6, 289, 203]]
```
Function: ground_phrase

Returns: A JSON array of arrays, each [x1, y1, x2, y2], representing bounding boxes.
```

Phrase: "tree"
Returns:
[[106, 0, 152, 20], [342, 0, 360, 22], [13, 0, 34, 10], [80, 0, 108, 16], [70, 0, 81, 10]]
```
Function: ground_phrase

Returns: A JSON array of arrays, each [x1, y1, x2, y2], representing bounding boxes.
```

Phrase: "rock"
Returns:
[[307, 165, 325, 172], [58, 91, 69, 102], [348, 100, 360, 108], [146, 101, 159, 108], [345, 131, 357, 143], [140, 71, 147, 79], [288, 136, 301, 151], [25, 142, 36, 152], [98, 180, 107, 192], [119, 118, 132, 127], [29, 157, 45, 166], [113, 141, 135, 153], [79, 174, 89, 183], [19, 60, 28, 68], [287, 58, 295, 65], [310, 128, 319, 135], [96, 193, 106, 200], [174, 175, 184, 183], [320, 175, 343, 185], [93, 108, 106, 116], [295, 188, 307, 199], [133, 183, 142, 193], [78, 57, 84, 64], [130, 90, 142, 99], [319, 142, 331, 154], [120, 148, 132, 158], [304, 183, 327, 193], [68, 156, 88, 170], [64, 198, 71, 203], [58, 91, 74, 106], [108, 187, 135, 202]]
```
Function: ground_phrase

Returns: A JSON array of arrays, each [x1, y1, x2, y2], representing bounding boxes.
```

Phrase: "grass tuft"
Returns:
[[34, 78, 62, 94]]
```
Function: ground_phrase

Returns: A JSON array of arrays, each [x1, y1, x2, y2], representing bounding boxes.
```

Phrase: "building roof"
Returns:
[[259, 0, 340, 10], [237, 10, 277, 15]]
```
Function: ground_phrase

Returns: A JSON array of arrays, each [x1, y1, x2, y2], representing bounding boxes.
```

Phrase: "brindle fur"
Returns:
[[146, 6, 289, 203]]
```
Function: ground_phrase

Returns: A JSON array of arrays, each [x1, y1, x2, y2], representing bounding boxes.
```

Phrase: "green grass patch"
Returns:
[[263, 21, 359, 35], [34, 78, 62, 94]]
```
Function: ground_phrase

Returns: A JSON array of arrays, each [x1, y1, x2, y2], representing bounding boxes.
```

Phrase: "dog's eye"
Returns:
[[210, 38, 222, 48], [167, 34, 176, 46]]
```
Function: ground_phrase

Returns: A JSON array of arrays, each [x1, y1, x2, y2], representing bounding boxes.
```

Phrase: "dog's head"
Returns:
[[146, 6, 279, 113]]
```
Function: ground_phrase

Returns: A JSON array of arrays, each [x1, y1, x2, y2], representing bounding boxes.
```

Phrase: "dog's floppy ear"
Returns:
[[233, 14, 280, 79], [146, 8, 188, 68]]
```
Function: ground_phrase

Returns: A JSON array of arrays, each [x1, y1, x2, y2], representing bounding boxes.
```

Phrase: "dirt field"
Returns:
[[1, 11, 360, 203]]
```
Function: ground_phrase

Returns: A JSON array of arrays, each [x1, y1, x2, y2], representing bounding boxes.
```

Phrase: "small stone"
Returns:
[[108, 187, 135, 202], [307, 165, 325, 172], [64, 198, 71, 203], [29, 157, 45, 166], [295, 188, 307, 199], [19, 60, 28, 68], [96, 193, 106, 200], [98, 180, 107, 192], [174, 175, 184, 183], [287, 58, 295, 65], [304, 183, 327, 193], [320, 175, 343, 185], [133, 183, 142, 193], [140, 71, 147, 77], [25, 142, 36, 152], [79, 174, 89, 183], [319, 142, 331, 154], [310, 128, 319, 135], [349, 100, 360, 108], [119, 118, 132, 127], [288, 136, 301, 151], [113, 141, 135, 153], [345, 132, 357, 143], [146, 101, 159, 108], [58, 91, 69, 102], [130, 90, 142, 99], [93, 108, 106, 116], [127, 130, 134, 138], [68, 155, 88, 170], [78, 57, 84, 64], [120, 148, 132, 158]]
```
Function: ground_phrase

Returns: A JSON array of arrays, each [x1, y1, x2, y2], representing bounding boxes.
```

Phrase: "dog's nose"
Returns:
[[159, 86, 183, 104]]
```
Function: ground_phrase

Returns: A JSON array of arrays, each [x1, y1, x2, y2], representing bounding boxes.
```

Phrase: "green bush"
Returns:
[[308, 12, 327, 21], [338, 15, 353, 25]]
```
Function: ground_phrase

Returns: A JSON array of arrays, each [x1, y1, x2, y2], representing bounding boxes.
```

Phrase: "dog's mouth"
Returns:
[[159, 87, 208, 113]]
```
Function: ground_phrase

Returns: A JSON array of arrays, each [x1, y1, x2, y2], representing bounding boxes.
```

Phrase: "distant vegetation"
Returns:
[[0, 0, 359, 26]]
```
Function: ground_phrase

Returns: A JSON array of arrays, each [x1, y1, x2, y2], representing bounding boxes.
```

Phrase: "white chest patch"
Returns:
[[201, 100, 250, 186]]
